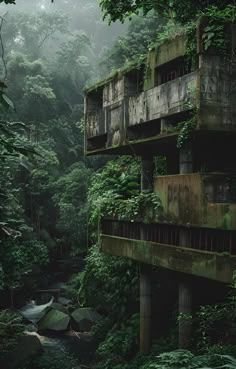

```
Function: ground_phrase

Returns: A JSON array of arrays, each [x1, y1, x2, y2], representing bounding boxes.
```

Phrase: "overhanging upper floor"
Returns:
[[84, 25, 236, 156]]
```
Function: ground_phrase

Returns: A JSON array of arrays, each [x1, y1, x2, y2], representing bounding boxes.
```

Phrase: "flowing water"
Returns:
[[19, 296, 54, 324], [18, 297, 94, 368]]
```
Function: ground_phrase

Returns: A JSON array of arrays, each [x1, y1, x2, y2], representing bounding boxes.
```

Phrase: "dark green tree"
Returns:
[[100, 0, 236, 24]]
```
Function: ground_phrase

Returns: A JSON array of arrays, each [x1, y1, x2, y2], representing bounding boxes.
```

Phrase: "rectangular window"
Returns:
[[155, 57, 191, 86]]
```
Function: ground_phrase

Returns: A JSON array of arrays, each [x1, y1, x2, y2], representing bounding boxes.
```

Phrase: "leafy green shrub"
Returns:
[[31, 350, 80, 369], [88, 157, 140, 231], [64, 273, 83, 302], [97, 314, 139, 360], [92, 315, 114, 343], [176, 116, 197, 148], [94, 348, 236, 369], [77, 244, 139, 316], [0, 239, 49, 290], [88, 156, 162, 225], [140, 349, 211, 369], [98, 190, 162, 223], [0, 309, 24, 356], [195, 299, 236, 349]]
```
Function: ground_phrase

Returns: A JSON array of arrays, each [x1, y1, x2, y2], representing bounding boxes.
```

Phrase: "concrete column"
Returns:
[[140, 156, 153, 353], [179, 281, 192, 348], [141, 156, 153, 192], [178, 144, 193, 348], [179, 144, 193, 174], [140, 264, 151, 353]]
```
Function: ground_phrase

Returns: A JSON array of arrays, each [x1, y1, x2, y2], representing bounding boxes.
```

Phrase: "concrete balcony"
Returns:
[[85, 71, 197, 154], [100, 218, 236, 283], [128, 72, 196, 126], [85, 31, 236, 156], [99, 171, 236, 283]]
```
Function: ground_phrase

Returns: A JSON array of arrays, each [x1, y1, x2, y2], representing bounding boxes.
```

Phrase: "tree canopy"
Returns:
[[100, 0, 236, 24]]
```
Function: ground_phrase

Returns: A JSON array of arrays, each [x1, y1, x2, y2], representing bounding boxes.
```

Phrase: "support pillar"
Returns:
[[140, 156, 153, 353], [178, 144, 193, 348], [141, 156, 153, 192], [140, 265, 151, 353], [179, 143, 193, 174]]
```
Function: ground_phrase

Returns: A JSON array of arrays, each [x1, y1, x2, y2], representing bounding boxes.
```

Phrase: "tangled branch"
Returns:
[[0, 13, 7, 81]]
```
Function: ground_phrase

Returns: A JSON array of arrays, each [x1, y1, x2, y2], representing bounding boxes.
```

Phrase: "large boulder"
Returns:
[[51, 302, 68, 314], [0, 334, 42, 369], [38, 309, 70, 332], [71, 308, 102, 332]]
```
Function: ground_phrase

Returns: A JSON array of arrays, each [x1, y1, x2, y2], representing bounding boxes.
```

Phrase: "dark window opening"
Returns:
[[204, 175, 236, 203], [127, 119, 161, 141], [87, 133, 107, 151], [125, 66, 145, 96], [155, 57, 192, 86], [87, 88, 103, 113]]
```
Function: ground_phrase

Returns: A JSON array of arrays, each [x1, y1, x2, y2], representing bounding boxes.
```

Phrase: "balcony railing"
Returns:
[[101, 219, 236, 255]]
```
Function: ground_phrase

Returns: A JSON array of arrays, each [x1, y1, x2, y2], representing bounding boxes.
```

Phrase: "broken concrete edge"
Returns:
[[85, 131, 179, 156], [84, 34, 187, 95], [84, 58, 145, 94], [101, 234, 236, 283]]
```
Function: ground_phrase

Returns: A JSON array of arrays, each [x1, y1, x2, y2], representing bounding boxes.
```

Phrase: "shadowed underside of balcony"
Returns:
[[101, 233, 236, 283]]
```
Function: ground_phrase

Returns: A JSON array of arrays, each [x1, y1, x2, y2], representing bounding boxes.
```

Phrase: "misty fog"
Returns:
[[0, 0, 127, 80]]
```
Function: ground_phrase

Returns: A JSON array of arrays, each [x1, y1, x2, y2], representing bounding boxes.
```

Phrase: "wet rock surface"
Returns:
[[0, 334, 42, 369], [38, 309, 70, 331]]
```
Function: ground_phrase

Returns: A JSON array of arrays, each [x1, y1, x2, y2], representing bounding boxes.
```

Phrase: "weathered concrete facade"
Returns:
[[85, 26, 236, 155], [156, 173, 236, 229], [84, 21, 236, 351]]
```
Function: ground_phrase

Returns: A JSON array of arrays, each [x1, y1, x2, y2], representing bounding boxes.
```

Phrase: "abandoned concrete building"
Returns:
[[84, 22, 236, 352]]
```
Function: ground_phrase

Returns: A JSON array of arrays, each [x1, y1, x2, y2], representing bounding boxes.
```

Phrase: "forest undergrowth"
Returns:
[[1, 0, 236, 369]]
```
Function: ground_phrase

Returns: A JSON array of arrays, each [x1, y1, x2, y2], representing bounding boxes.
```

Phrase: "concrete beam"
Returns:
[[101, 235, 236, 283]]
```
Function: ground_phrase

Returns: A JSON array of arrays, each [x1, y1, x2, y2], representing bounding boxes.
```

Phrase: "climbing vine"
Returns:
[[98, 190, 162, 223], [185, 5, 236, 64], [176, 115, 197, 148], [200, 5, 236, 54]]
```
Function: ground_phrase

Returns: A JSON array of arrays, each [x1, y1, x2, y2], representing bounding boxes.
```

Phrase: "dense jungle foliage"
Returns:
[[1, 0, 236, 369]]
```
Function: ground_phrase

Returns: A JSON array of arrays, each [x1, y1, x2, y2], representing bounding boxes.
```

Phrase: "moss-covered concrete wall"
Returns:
[[144, 35, 186, 91], [155, 173, 236, 230], [129, 72, 196, 126], [198, 54, 236, 131]]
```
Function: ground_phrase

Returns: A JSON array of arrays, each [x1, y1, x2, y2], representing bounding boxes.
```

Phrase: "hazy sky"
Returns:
[[0, 0, 126, 51]]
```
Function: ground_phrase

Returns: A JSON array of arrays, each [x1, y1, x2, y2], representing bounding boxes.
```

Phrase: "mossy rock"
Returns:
[[71, 308, 102, 332], [0, 334, 42, 369], [51, 302, 68, 314], [38, 309, 70, 331]]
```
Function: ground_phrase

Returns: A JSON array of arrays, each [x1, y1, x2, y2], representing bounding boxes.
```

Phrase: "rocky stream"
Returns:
[[1, 285, 99, 369]]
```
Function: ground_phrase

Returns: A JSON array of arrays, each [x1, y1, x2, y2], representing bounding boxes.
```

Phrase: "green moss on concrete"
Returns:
[[85, 35, 186, 94], [101, 235, 236, 283], [144, 35, 186, 91], [85, 59, 145, 94]]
